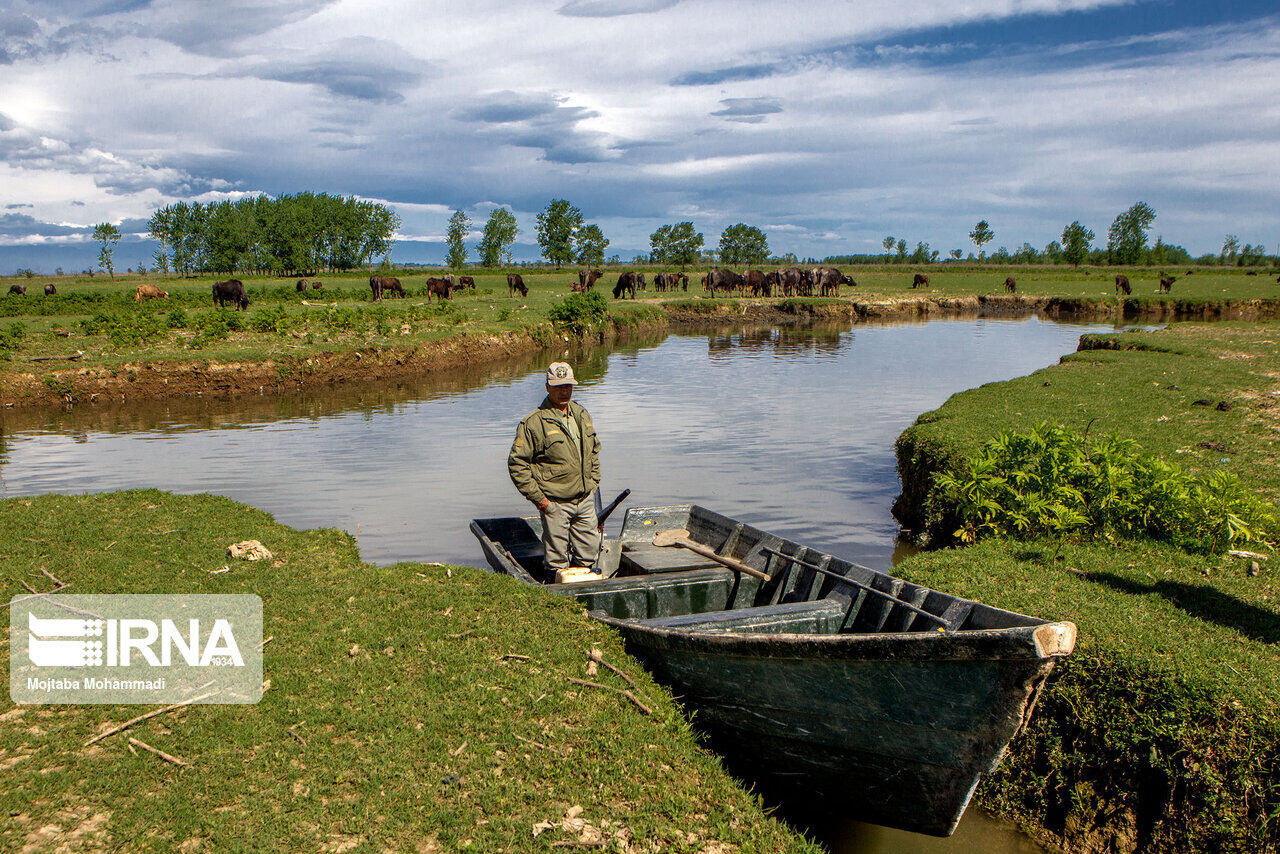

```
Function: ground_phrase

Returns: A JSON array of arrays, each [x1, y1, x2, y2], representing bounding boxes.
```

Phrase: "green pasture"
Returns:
[[0, 265, 1276, 372], [0, 490, 818, 853], [893, 321, 1280, 851]]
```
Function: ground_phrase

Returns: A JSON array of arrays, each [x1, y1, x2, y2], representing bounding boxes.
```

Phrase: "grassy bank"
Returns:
[[893, 322, 1280, 852], [1, 490, 819, 853], [1, 266, 1278, 406]]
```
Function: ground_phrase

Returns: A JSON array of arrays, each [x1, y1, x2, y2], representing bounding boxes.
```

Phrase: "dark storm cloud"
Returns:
[[6, 203, 34, 209], [710, 97, 783, 123], [0, 213, 89, 239], [557, 0, 681, 17], [0, 11, 40, 38], [0, 10, 123, 62], [452, 92, 611, 164], [671, 62, 781, 86], [145, 0, 338, 55], [226, 37, 424, 104]]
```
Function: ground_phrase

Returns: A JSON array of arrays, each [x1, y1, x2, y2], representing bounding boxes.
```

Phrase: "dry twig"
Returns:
[[85, 684, 217, 746], [588, 649, 636, 689], [566, 677, 652, 716], [128, 737, 191, 767], [451, 740, 468, 757]]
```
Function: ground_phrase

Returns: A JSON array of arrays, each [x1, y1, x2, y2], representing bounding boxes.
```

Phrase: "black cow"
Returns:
[[459, 276, 475, 289], [213, 279, 249, 310], [577, 269, 603, 291], [912, 273, 929, 289], [673, 272, 689, 291], [778, 267, 802, 297], [612, 271, 638, 299], [296, 279, 306, 292], [707, 268, 744, 295], [8, 284, 26, 295], [1004, 277, 1017, 294], [44, 283, 57, 296], [743, 269, 768, 297], [817, 267, 851, 297], [1158, 275, 1175, 293], [1115, 275, 1131, 295], [507, 273, 527, 298]]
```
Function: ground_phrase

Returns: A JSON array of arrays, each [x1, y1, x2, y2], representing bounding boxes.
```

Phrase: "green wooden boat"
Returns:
[[470, 503, 1075, 837]]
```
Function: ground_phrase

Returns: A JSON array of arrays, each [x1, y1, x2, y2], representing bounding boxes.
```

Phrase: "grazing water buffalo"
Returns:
[[369, 275, 405, 300], [312, 280, 323, 290], [507, 273, 527, 298], [817, 267, 851, 297], [1158, 275, 1176, 293], [1004, 277, 1017, 294], [778, 267, 802, 297], [459, 276, 475, 289], [44, 283, 57, 296], [707, 268, 744, 295], [296, 279, 306, 292], [135, 284, 169, 301], [577, 269, 602, 291], [8, 284, 26, 295], [672, 272, 689, 291], [612, 271, 639, 299], [425, 277, 460, 303], [212, 279, 248, 310], [912, 273, 929, 289], [634, 272, 646, 291], [1114, 275, 1131, 295], [743, 269, 767, 297]]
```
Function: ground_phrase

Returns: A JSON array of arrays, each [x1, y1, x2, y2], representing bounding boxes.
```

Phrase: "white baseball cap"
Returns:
[[546, 362, 577, 386]]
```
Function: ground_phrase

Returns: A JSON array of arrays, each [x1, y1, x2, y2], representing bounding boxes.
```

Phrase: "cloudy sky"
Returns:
[[2, 0, 1278, 271]]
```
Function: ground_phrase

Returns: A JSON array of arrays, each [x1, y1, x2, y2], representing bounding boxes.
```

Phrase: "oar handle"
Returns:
[[653, 531, 770, 581]]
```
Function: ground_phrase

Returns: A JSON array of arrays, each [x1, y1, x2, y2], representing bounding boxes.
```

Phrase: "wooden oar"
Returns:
[[652, 529, 770, 581]]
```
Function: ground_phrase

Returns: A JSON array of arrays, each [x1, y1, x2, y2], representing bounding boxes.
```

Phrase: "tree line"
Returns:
[[146, 193, 400, 277]]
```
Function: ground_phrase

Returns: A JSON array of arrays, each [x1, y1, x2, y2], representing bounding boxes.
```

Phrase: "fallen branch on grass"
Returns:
[[128, 737, 191, 768], [514, 734, 557, 753], [566, 677, 652, 716], [85, 684, 217, 746], [588, 648, 637, 689]]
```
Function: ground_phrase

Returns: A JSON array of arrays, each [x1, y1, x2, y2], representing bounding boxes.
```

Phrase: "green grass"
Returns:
[[0, 490, 819, 853], [1, 265, 1276, 380], [892, 321, 1280, 851]]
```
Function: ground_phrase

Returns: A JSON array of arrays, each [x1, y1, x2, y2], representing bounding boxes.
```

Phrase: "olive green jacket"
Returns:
[[508, 398, 601, 505]]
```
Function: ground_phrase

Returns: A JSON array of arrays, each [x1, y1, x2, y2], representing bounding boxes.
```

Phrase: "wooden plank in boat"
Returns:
[[638, 599, 847, 634], [620, 544, 721, 574]]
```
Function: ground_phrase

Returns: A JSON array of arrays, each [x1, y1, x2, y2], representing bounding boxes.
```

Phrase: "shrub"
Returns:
[[249, 305, 290, 334], [166, 309, 188, 329], [546, 291, 608, 335], [0, 321, 25, 359], [932, 423, 1277, 553]]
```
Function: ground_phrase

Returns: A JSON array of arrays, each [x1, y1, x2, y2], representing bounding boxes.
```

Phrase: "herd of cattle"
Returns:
[[7, 269, 1274, 306]]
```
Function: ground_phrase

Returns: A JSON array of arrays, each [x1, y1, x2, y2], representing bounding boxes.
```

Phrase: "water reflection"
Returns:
[[1, 317, 1129, 573]]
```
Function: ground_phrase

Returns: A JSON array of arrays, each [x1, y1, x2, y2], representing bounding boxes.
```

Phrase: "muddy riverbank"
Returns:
[[6, 294, 1278, 408]]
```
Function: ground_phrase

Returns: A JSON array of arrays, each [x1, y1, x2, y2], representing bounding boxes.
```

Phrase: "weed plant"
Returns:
[[934, 423, 1277, 553], [546, 291, 608, 335]]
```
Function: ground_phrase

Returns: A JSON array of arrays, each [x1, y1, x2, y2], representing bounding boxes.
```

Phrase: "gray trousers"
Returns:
[[540, 493, 600, 570]]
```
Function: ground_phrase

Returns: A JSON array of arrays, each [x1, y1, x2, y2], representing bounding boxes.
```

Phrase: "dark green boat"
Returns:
[[470, 503, 1076, 837]]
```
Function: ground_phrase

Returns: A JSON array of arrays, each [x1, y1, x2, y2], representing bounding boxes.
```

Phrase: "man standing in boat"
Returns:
[[508, 362, 602, 574]]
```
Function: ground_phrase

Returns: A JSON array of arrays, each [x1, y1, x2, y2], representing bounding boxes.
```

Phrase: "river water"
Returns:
[[0, 315, 1129, 852]]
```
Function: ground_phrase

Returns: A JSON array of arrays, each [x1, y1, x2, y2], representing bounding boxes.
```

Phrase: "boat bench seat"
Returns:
[[636, 598, 847, 635], [618, 544, 721, 574], [568, 568, 737, 621]]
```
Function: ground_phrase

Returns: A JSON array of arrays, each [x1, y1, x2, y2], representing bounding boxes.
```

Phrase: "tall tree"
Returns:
[[649, 222, 704, 268], [1107, 202, 1156, 265], [1061, 221, 1095, 267], [574, 224, 609, 267], [1221, 234, 1240, 265], [535, 199, 583, 269], [894, 239, 907, 264], [949, 249, 963, 261], [718, 224, 769, 266], [910, 241, 932, 264], [969, 220, 994, 258], [446, 210, 470, 269], [882, 235, 896, 262], [479, 208, 518, 267], [92, 222, 121, 278]]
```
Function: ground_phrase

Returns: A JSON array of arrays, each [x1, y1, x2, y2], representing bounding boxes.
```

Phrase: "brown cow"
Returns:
[[778, 267, 802, 297], [135, 284, 169, 302], [425, 277, 459, 303], [459, 276, 475, 289], [673, 272, 689, 292], [370, 275, 405, 300], [653, 273, 670, 292], [8, 284, 26, 295], [707, 268, 744, 295], [1158, 275, 1175, 293], [442, 274, 456, 288], [743, 269, 768, 297], [912, 273, 929, 289], [817, 267, 850, 297], [296, 279, 307, 292], [507, 273, 527, 298], [1004, 277, 1017, 294], [1115, 274, 1131, 295], [764, 271, 780, 295], [634, 272, 647, 291], [577, 269, 602, 291], [312, 280, 323, 290], [44, 283, 57, 296]]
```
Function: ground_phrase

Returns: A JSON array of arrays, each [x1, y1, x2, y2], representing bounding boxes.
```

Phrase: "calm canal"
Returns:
[[2, 315, 1132, 852]]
